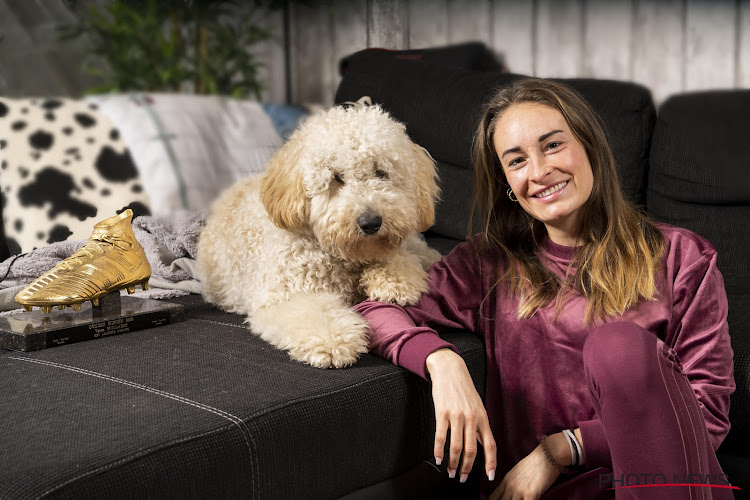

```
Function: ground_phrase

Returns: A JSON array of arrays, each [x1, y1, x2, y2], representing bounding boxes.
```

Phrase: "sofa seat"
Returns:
[[0, 294, 485, 499]]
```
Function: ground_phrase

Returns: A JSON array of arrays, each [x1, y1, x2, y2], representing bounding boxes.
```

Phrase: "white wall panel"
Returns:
[[632, 0, 684, 104], [685, 0, 737, 91], [490, 0, 534, 75], [331, 0, 369, 103], [534, 0, 584, 78], [447, 0, 491, 45], [289, 3, 333, 104], [583, 0, 633, 80], [369, 0, 408, 49], [256, 10, 286, 104], [741, 0, 750, 87], [0, 0, 95, 96], [408, 0, 449, 48]]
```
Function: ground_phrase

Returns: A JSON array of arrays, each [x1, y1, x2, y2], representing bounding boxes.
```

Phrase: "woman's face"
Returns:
[[492, 102, 594, 246]]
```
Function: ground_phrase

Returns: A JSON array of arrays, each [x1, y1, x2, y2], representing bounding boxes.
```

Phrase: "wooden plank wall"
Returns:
[[289, 0, 750, 106], [0, 0, 748, 106], [0, 0, 103, 97]]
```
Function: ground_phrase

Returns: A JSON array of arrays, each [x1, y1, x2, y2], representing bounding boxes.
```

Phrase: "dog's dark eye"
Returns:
[[375, 169, 388, 180], [333, 173, 344, 184]]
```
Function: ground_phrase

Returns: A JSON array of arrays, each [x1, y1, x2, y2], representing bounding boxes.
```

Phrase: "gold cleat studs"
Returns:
[[41, 306, 52, 314], [23, 305, 33, 312], [141, 280, 149, 291], [92, 298, 99, 306], [71, 304, 82, 312], [126, 286, 136, 294], [58, 305, 65, 310]]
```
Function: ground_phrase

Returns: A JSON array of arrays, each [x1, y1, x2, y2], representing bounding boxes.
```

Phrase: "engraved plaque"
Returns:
[[0, 293, 184, 351]]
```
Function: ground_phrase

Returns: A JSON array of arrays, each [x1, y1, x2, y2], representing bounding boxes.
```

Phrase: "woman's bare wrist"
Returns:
[[573, 428, 585, 464], [547, 432, 574, 467], [425, 348, 463, 377]]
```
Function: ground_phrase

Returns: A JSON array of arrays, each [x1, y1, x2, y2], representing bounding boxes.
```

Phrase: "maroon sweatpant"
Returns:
[[544, 322, 735, 499]]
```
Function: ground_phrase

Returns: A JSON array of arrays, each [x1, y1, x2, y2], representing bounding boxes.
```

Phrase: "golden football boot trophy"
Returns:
[[15, 209, 152, 313]]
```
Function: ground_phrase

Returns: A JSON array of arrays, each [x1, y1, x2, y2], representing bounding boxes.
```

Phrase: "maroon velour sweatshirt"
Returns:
[[355, 223, 734, 497]]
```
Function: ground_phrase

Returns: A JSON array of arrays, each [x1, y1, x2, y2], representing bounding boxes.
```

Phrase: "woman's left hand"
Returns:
[[488, 438, 562, 500]]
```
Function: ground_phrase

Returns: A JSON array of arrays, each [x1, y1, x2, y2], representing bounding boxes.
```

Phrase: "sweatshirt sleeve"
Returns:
[[355, 241, 483, 380], [669, 245, 735, 451]]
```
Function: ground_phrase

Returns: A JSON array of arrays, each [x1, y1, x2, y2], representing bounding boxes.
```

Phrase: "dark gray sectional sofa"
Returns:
[[0, 46, 747, 498]]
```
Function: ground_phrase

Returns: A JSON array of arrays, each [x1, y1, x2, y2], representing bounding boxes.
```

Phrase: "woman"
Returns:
[[355, 78, 735, 499]]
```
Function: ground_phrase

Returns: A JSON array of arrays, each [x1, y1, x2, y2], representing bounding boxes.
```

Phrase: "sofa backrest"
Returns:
[[335, 50, 656, 251], [648, 90, 750, 296]]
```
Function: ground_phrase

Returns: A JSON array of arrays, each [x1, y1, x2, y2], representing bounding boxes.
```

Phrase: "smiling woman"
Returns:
[[356, 77, 735, 500]]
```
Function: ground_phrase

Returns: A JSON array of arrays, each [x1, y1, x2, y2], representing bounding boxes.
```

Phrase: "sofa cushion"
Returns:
[[0, 97, 151, 255], [335, 51, 656, 243], [648, 90, 750, 294], [0, 294, 486, 499]]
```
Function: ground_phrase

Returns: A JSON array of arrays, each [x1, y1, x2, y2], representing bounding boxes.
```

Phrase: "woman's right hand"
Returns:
[[425, 348, 497, 483]]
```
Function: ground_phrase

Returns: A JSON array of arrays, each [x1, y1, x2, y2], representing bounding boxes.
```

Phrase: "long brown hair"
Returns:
[[470, 78, 664, 323]]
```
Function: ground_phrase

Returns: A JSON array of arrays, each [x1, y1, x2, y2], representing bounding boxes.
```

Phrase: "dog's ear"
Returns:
[[411, 143, 440, 232], [259, 140, 310, 231]]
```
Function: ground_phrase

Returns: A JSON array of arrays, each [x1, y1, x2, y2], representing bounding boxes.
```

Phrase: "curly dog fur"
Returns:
[[197, 102, 440, 368]]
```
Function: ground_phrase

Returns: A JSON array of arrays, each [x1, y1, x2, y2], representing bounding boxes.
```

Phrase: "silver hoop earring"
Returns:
[[506, 188, 518, 202]]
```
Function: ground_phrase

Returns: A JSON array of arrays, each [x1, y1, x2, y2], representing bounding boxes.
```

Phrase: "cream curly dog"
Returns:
[[197, 101, 440, 368]]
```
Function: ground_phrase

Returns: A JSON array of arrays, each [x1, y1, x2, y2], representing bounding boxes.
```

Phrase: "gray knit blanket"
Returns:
[[0, 210, 207, 312]]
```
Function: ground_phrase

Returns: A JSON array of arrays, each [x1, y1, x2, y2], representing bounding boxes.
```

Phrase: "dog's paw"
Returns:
[[250, 293, 370, 369], [289, 332, 368, 369], [404, 236, 443, 271], [361, 254, 429, 306], [365, 278, 428, 306]]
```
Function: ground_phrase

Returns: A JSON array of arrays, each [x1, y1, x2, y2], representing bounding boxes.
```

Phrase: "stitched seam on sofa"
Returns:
[[8, 355, 259, 498], [36, 424, 237, 498], [191, 317, 246, 328], [131, 92, 189, 210], [244, 370, 416, 421]]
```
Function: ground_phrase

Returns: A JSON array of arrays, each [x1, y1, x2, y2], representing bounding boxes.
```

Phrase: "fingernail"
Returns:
[[488, 469, 495, 481], [435, 457, 442, 466], [460, 473, 468, 483], [448, 469, 456, 479]]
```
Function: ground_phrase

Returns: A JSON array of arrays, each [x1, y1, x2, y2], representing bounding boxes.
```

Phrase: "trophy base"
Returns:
[[0, 292, 184, 352]]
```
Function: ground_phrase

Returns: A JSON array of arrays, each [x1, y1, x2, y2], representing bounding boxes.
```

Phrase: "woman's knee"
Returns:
[[583, 322, 659, 389]]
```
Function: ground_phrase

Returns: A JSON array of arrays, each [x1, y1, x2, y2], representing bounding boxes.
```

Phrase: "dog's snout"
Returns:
[[358, 213, 382, 235]]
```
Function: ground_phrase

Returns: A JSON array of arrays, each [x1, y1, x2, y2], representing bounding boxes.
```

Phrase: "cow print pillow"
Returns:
[[0, 97, 151, 255]]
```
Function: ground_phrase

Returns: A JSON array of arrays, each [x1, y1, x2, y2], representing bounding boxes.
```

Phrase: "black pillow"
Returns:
[[335, 50, 656, 242]]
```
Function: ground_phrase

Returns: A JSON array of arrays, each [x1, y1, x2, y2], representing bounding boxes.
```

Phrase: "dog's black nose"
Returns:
[[358, 214, 382, 235]]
